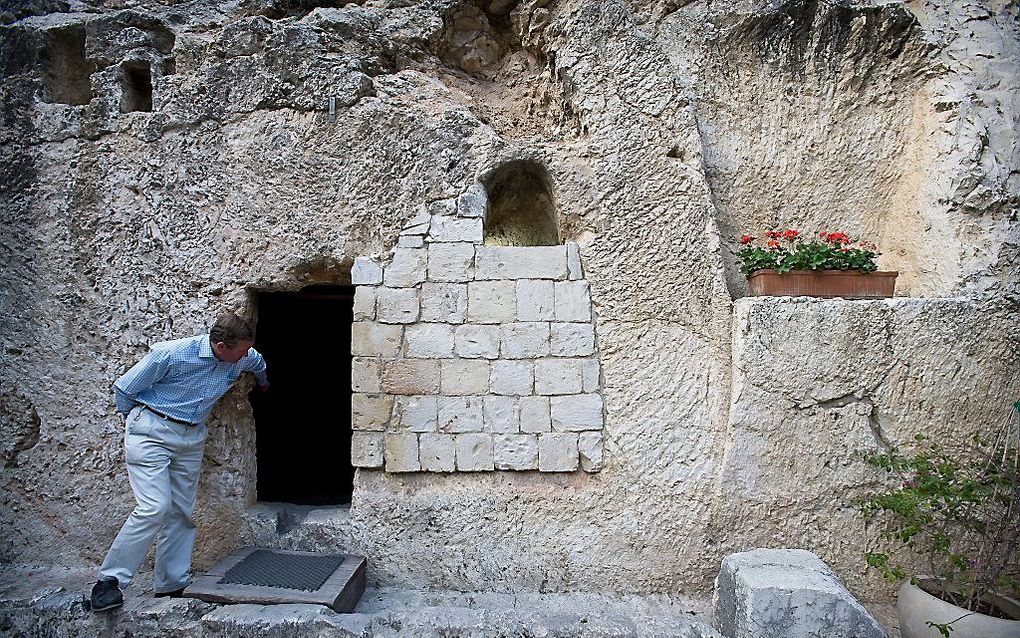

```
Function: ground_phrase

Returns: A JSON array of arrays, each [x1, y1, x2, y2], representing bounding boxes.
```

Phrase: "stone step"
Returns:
[[0, 565, 721, 638]]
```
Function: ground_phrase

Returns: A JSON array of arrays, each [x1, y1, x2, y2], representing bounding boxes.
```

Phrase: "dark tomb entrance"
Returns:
[[250, 285, 355, 505]]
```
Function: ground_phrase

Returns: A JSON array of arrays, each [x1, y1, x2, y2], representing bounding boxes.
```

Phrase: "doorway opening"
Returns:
[[250, 285, 355, 506]]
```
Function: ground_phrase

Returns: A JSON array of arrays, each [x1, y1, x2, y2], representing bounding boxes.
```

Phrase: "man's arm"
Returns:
[[244, 348, 270, 389], [113, 347, 171, 416]]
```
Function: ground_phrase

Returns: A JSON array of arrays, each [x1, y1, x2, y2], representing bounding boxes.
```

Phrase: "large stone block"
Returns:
[[490, 360, 534, 396], [376, 287, 420, 324], [493, 434, 539, 470], [483, 396, 519, 433], [516, 279, 555, 321], [404, 323, 455, 358], [520, 396, 551, 433], [390, 395, 438, 432], [475, 246, 569, 280], [554, 280, 591, 322], [566, 241, 583, 280], [384, 433, 420, 473], [351, 357, 381, 393], [382, 360, 441, 394], [578, 431, 604, 472], [351, 393, 393, 431], [351, 432, 384, 468], [454, 324, 501, 359], [550, 323, 595, 356], [438, 396, 484, 433], [534, 359, 583, 395], [427, 243, 475, 282], [420, 282, 468, 323], [457, 182, 487, 218], [419, 433, 456, 472], [353, 286, 376, 321], [383, 248, 427, 287], [351, 256, 383, 285], [456, 433, 494, 471], [714, 549, 885, 638], [468, 281, 517, 323], [501, 322, 550, 359], [441, 359, 490, 395], [538, 432, 578, 472], [581, 359, 601, 392], [550, 394, 604, 431], [429, 216, 483, 242], [351, 322, 402, 357]]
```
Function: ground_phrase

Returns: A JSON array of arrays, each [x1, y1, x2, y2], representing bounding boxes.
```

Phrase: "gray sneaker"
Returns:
[[90, 578, 123, 612]]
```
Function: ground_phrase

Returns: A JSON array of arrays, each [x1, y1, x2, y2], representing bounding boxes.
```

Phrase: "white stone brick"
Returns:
[[550, 394, 604, 431], [376, 287, 419, 324], [419, 433, 456, 472], [454, 324, 501, 359], [468, 281, 517, 323], [539, 432, 578, 472], [582, 359, 600, 392], [400, 207, 431, 234], [353, 286, 376, 321], [534, 359, 583, 395], [441, 359, 490, 395], [456, 433, 494, 471], [516, 279, 554, 321], [391, 395, 438, 432], [438, 396, 484, 433], [429, 216, 483, 243], [566, 241, 583, 280], [520, 396, 551, 433], [352, 256, 383, 285], [351, 322, 402, 357], [397, 235, 424, 248], [383, 248, 427, 287], [554, 280, 591, 322], [483, 396, 519, 433], [578, 432, 604, 472], [385, 433, 420, 473], [351, 393, 393, 431], [351, 432, 384, 468], [404, 323, 455, 358], [501, 322, 550, 359], [382, 360, 440, 395], [490, 360, 534, 396], [549, 323, 595, 356], [493, 434, 539, 471], [457, 182, 488, 218], [427, 242, 475, 282], [351, 357, 381, 393], [475, 246, 568, 280], [420, 282, 467, 323]]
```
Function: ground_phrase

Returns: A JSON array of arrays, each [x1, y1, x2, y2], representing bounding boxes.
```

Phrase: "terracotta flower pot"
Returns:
[[898, 578, 1020, 638], [746, 269, 898, 299]]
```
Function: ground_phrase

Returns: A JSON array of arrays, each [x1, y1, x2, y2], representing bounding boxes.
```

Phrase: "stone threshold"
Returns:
[[1, 564, 722, 638]]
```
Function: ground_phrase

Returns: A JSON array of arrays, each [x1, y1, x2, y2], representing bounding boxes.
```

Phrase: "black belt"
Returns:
[[141, 405, 197, 427]]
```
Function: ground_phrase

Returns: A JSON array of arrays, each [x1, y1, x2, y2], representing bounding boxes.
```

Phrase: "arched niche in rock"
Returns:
[[482, 160, 559, 246]]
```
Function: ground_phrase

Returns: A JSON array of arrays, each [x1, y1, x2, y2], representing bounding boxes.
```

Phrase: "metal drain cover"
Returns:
[[185, 547, 366, 612]]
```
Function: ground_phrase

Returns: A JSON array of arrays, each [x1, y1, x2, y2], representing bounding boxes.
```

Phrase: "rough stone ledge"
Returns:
[[0, 565, 723, 638]]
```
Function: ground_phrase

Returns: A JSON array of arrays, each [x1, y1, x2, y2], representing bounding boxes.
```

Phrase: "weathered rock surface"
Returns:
[[0, 565, 722, 638], [714, 549, 885, 638], [0, 0, 1017, 609]]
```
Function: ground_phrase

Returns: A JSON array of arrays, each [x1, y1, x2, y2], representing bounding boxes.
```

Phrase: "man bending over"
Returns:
[[91, 312, 269, 612]]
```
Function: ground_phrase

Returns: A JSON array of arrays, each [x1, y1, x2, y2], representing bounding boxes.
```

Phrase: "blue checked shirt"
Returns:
[[114, 334, 269, 425]]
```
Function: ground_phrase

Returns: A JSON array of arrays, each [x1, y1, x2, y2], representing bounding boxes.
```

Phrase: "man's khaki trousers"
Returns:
[[98, 406, 206, 593]]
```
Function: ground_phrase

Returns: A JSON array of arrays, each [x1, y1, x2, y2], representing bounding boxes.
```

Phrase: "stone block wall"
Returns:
[[348, 196, 604, 473]]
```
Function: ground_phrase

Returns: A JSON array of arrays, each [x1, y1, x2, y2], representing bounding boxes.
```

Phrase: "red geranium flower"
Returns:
[[783, 229, 799, 240], [766, 239, 781, 249], [740, 234, 755, 244]]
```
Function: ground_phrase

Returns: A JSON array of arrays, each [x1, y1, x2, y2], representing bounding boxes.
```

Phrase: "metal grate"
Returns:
[[219, 549, 345, 591]]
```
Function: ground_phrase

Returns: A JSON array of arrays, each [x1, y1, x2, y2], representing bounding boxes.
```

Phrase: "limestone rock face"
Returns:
[[714, 549, 886, 638], [0, 0, 1017, 607]]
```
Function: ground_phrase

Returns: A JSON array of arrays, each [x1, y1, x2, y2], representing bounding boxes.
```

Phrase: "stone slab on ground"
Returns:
[[0, 564, 724, 638], [713, 548, 886, 638]]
